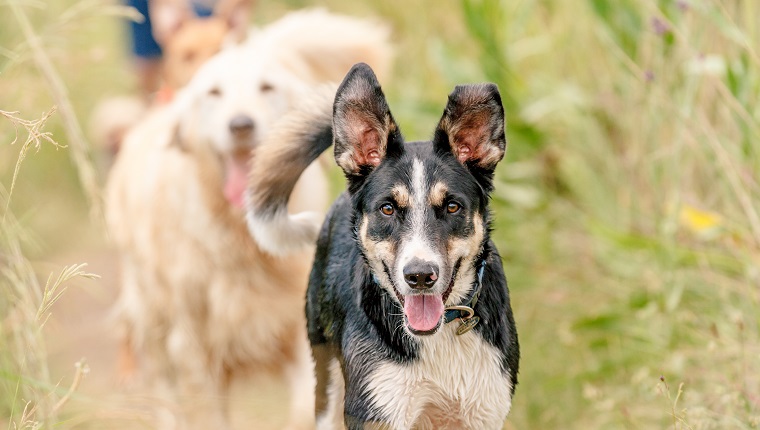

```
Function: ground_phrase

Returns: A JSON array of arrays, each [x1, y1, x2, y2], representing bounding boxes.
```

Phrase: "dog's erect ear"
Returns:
[[148, 0, 192, 47], [213, 0, 252, 42], [433, 83, 506, 172], [333, 63, 402, 177]]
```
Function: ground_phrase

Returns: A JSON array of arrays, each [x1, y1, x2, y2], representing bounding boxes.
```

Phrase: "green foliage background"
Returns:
[[1, 0, 759, 429]]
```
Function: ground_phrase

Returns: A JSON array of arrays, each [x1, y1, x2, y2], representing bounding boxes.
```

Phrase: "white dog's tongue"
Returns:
[[223, 159, 248, 209], [403, 294, 444, 332]]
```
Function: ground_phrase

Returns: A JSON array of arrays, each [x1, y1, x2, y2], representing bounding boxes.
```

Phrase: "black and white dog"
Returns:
[[247, 63, 519, 429]]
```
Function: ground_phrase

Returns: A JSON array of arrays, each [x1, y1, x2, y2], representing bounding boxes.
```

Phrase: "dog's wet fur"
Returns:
[[247, 63, 519, 429]]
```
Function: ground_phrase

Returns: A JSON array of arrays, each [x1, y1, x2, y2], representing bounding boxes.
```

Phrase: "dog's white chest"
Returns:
[[365, 324, 513, 430]]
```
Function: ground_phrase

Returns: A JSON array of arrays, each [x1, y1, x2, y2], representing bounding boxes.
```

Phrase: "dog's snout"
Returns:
[[229, 114, 255, 138], [403, 259, 439, 290]]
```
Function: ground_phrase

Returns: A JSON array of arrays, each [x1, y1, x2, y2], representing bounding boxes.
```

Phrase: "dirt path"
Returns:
[[43, 242, 291, 429]]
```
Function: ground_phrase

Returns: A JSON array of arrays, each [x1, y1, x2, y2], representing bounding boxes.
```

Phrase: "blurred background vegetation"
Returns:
[[2, 0, 759, 429]]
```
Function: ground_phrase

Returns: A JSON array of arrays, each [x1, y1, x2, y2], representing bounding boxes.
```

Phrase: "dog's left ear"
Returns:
[[433, 83, 506, 172]]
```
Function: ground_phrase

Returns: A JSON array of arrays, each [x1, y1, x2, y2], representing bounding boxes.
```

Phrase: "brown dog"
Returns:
[[150, 0, 252, 93], [106, 10, 392, 430]]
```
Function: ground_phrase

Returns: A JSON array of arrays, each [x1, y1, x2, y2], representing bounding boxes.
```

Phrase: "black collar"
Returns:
[[443, 259, 486, 334]]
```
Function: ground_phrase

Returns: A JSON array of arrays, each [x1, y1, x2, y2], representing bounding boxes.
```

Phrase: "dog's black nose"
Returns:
[[403, 259, 439, 290], [229, 114, 255, 138]]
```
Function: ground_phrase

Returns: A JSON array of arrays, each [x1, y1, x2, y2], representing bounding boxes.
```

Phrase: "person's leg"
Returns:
[[126, 0, 163, 100], [133, 57, 162, 101]]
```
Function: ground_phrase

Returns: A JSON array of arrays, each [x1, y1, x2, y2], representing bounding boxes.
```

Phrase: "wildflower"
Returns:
[[651, 17, 670, 36], [678, 205, 723, 237]]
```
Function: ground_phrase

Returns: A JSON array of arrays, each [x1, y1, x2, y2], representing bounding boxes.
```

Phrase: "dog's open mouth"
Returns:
[[223, 155, 250, 209], [403, 294, 444, 335], [383, 260, 462, 336]]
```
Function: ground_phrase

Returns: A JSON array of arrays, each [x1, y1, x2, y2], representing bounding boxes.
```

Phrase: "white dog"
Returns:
[[106, 9, 392, 429]]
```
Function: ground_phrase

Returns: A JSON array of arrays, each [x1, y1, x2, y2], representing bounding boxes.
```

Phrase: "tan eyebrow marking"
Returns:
[[429, 182, 448, 206], [391, 184, 410, 208]]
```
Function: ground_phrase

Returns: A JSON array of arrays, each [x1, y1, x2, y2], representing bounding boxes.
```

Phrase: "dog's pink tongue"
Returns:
[[223, 159, 248, 209], [403, 294, 444, 332]]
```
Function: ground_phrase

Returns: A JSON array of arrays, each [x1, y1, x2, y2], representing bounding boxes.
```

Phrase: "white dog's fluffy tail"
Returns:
[[246, 86, 335, 256], [246, 10, 393, 256]]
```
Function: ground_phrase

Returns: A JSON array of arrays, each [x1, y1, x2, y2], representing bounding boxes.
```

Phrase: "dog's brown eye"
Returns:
[[260, 82, 274, 93], [380, 204, 394, 216], [446, 202, 461, 214], [208, 87, 222, 96]]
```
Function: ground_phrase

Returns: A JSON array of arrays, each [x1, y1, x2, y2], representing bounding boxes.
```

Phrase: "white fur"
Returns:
[[173, 8, 392, 159], [246, 208, 323, 257], [171, 40, 301, 156], [245, 158, 329, 257], [107, 9, 391, 429], [325, 322, 513, 430], [108, 105, 321, 426], [367, 324, 513, 430], [394, 159, 445, 295], [317, 359, 347, 430]]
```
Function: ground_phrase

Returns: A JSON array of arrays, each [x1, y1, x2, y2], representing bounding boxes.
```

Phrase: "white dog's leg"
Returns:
[[283, 333, 317, 430], [167, 322, 232, 430], [316, 358, 346, 430]]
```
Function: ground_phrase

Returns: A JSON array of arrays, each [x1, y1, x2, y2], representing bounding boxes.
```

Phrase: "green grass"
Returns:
[[465, 1, 760, 428], [2, 0, 759, 429], [1, 109, 97, 429]]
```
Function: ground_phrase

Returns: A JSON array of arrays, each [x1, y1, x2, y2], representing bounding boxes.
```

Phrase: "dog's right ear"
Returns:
[[433, 83, 506, 173], [333, 63, 402, 180]]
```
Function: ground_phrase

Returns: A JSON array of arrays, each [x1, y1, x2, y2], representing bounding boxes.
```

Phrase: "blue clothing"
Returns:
[[127, 0, 216, 59], [191, 1, 214, 17], [127, 0, 162, 58]]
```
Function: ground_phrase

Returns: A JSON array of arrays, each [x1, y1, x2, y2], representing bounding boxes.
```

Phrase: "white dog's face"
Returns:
[[173, 41, 310, 208], [176, 43, 308, 155]]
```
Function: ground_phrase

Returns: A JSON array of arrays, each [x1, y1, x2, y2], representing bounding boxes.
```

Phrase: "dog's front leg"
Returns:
[[283, 329, 317, 430], [166, 322, 231, 430], [343, 390, 398, 430]]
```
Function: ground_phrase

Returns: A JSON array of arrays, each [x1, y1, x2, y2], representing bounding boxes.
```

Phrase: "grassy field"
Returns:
[[2, 0, 759, 429]]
